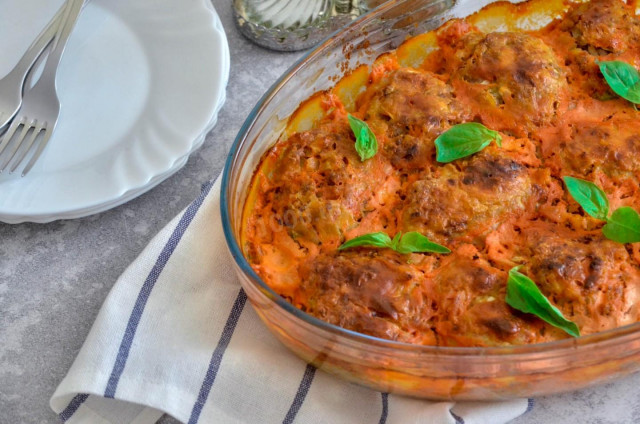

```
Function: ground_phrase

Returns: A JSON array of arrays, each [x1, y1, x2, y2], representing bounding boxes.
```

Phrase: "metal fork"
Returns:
[[0, 0, 85, 176], [0, 7, 64, 133]]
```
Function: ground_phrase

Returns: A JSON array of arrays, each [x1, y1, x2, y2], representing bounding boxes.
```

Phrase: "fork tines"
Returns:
[[0, 119, 48, 175]]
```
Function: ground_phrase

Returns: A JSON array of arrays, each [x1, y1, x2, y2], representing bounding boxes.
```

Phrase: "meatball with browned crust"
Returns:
[[401, 148, 534, 244], [298, 250, 437, 345], [364, 68, 471, 170], [562, 0, 640, 54], [452, 32, 565, 135], [522, 226, 640, 334], [366, 68, 470, 127], [546, 117, 640, 180], [432, 258, 563, 346], [261, 123, 397, 247]]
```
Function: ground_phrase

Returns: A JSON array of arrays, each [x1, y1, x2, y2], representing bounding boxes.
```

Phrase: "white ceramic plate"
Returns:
[[0, 0, 229, 223]]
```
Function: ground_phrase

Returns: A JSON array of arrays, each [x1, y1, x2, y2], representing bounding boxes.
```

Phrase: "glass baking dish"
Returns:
[[221, 0, 640, 399]]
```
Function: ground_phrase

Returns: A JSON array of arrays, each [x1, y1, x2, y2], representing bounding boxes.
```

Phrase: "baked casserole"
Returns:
[[241, 0, 640, 348]]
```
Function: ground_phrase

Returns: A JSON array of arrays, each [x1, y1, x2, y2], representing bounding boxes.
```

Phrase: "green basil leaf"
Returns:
[[339, 231, 450, 254], [348, 114, 378, 161], [603, 207, 640, 243], [506, 267, 580, 338], [396, 231, 451, 254], [435, 122, 502, 163], [390, 232, 402, 251], [562, 176, 609, 220], [598, 60, 640, 104], [338, 232, 392, 250]]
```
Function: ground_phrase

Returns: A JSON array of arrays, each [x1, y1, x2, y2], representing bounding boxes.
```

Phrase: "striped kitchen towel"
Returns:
[[50, 176, 533, 424]]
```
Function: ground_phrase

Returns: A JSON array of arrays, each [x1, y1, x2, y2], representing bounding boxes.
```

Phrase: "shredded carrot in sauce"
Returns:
[[242, 0, 640, 347]]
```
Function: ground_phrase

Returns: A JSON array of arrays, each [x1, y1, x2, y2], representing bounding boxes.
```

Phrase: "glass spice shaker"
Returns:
[[233, 0, 372, 51]]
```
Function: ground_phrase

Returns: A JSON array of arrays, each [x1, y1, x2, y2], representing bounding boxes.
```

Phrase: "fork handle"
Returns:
[[40, 0, 86, 83], [3, 7, 64, 86]]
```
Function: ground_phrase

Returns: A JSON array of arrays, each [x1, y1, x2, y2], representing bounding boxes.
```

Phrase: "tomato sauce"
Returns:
[[242, 0, 640, 347]]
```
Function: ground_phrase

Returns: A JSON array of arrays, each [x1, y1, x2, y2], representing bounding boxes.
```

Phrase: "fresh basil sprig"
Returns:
[[338, 232, 393, 250], [435, 122, 502, 163], [562, 176, 609, 220], [506, 267, 580, 338], [602, 207, 640, 244], [597, 60, 640, 105], [339, 231, 450, 254], [563, 176, 640, 243], [347, 114, 378, 162]]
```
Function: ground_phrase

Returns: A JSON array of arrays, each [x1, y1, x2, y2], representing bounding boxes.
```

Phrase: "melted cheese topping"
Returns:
[[242, 0, 640, 347]]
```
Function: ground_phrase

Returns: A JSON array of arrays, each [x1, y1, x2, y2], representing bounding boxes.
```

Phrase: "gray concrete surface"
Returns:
[[1, 0, 639, 423]]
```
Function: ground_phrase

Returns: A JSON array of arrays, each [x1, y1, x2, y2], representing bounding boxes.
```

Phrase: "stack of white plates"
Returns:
[[0, 0, 230, 223]]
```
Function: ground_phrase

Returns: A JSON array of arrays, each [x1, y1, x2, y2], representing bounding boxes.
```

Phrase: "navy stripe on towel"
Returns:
[[59, 393, 89, 422], [282, 364, 317, 424], [450, 409, 465, 424], [378, 393, 389, 424], [526, 398, 535, 413], [188, 289, 248, 424], [104, 180, 215, 398]]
